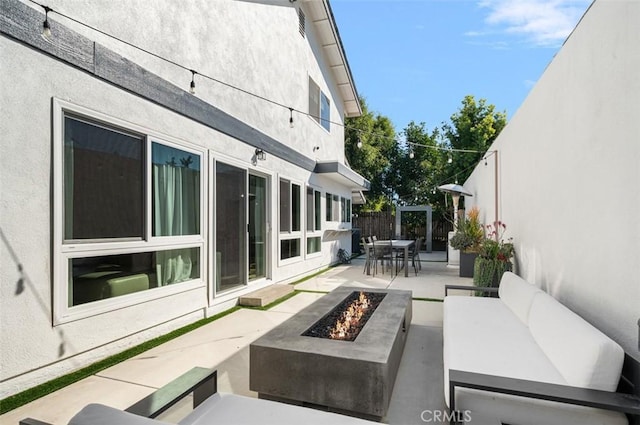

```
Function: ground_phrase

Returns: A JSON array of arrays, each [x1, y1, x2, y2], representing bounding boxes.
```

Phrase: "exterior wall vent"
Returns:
[[298, 8, 305, 38]]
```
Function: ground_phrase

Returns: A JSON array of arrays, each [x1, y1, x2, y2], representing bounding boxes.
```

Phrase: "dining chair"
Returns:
[[396, 238, 421, 276], [371, 240, 393, 276]]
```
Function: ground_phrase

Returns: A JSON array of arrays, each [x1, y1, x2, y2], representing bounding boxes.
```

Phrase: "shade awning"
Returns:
[[314, 161, 370, 191]]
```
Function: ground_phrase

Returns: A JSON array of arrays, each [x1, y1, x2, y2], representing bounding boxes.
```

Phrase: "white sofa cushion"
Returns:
[[528, 291, 625, 391], [443, 296, 565, 406], [497, 272, 543, 325]]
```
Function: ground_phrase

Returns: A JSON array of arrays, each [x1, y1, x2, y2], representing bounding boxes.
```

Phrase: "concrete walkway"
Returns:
[[1, 254, 472, 425]]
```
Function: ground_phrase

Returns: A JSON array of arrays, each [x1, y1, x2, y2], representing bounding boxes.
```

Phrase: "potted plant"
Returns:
[[473, 221, 515, 294], [448, 207, 484, 277]]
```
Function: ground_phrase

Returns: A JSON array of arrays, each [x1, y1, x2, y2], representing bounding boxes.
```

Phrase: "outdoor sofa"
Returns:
[[20, 368, 378, 425], [444, 271, 640, 425]]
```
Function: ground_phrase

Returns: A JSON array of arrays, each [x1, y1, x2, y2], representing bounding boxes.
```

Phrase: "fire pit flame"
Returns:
[[302, 290, 386, 342], [329, 291, 371, 340]]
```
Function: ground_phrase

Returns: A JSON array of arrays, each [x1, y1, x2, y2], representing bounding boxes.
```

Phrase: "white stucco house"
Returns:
[[0, 0, 368, 397], [463, 0, 639, 376]]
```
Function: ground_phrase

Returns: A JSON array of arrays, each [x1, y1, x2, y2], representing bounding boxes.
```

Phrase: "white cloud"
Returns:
[[477, 0, 591, 47]]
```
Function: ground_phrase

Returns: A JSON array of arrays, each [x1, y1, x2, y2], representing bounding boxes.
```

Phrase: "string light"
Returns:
[[289, 108, 294, 128], [189, 70, 196, 94], [356, 136, 362, 149], [447, 154, 453, 164], [409, 149, 414, 159], [42, 5, 52, 38], [27, 0, 501, 154]]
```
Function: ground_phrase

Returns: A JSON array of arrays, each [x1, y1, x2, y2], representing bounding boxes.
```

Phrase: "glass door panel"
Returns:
[[215, 162, 246, 292], [249, 175, 267, 281]]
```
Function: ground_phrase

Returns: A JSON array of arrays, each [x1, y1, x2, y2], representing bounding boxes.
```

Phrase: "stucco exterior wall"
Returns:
[[0, 0, 357, 397], [464, 0, 640, 359]]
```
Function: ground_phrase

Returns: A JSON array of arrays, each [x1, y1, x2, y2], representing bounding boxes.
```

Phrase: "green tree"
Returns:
[[441, 95, 507, 203], [345, 97, 397, 211]]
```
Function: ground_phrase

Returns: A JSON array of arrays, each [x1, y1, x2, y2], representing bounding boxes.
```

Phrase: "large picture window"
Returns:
[[57, 106, 204, 320]]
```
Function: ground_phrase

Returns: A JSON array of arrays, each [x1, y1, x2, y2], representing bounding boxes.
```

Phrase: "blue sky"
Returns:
[[331, 0, 592, 132]]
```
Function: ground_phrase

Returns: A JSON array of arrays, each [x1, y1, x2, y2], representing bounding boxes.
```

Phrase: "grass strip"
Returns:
[[295, 289, 331, 294], [0, 306, 241, 414], [289, 267, 330, 286]]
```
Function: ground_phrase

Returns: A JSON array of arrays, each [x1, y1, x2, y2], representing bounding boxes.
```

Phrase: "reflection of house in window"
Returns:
[[62, 114, 202, 307]]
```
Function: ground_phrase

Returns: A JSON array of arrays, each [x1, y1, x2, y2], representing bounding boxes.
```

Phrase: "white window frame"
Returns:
[[53, 99, 206, 325], [305, 185, 322, 258], [278, 176, 303, 264]]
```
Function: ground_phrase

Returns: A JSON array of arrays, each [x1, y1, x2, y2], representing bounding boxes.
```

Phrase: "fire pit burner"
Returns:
[[302, 291, 386, 341]]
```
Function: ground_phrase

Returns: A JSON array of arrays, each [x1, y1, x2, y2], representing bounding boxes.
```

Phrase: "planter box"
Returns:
[[459, 252, 478, 278]]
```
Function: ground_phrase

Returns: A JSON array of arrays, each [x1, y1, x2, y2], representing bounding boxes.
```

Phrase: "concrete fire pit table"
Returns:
[[250, 286, 412, 420]]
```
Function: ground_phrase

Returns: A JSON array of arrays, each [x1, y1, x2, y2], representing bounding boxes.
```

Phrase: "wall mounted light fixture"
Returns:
[[255, 148, 266, 161], [313, 146, 320, 152]]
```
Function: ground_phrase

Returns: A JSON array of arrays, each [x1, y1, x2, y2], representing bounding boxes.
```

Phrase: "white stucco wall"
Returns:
[[0, 0, 357, 397], [464, 0, 640, 359], [23, 0, 347, 161]]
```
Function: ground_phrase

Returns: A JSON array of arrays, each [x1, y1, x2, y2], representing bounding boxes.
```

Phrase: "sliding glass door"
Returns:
[[215, 162, 247, 292], [215, 162, 269, 293], [249, 175, 267, 281]]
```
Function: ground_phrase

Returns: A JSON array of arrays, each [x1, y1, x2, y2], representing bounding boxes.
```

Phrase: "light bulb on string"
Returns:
[[42, 6, 52, 38], [289, 108, 294, 128], [409, 149, 414, 159], [189, 70, 196, 94], [356, 136, 362, 149], [447, 153, 453, 164]]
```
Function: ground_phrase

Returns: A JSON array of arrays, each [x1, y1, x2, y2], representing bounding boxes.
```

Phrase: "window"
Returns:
[[306, 187, 322, 256], [326, 192, 333, 221], [57, 108, 203, 320], [281, 239, 300, 260], [341, 197, 351, 223], [306, 187, 321, 232], [332, 195, 340, 222], [279, 178, 301, 261], [64, 117, 144, 240], [309, 77, 330, 132], [307, 237, 321, 254]]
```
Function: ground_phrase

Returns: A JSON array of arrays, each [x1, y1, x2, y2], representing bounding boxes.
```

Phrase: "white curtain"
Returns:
[[153, 163, 199, 285]]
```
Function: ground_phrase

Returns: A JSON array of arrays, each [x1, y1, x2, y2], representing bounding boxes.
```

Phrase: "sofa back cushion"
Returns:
[[498, 272, 543, 325], [528, 292, 624, 391]]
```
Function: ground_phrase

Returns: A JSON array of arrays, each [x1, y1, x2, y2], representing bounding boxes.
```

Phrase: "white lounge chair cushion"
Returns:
[[528, 291, 624, 391]]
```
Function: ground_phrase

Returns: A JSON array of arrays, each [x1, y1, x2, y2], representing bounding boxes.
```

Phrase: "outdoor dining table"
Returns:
[[364, 239, 415, 277]]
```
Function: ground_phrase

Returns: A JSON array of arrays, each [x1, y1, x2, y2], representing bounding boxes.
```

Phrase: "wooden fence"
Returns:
[[352, 211, 452, 250]]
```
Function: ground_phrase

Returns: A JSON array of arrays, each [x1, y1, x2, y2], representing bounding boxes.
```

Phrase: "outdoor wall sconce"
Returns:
[[313, 146, 320, 152], [255, 148, 266, 161]]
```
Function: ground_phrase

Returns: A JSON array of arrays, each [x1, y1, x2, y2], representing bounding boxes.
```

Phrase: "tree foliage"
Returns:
[[345, 95, 506, 220], [345, 97, 396, 211]]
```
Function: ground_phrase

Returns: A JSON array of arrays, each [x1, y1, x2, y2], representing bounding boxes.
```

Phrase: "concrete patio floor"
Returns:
[[0, 252, 473, 425]]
